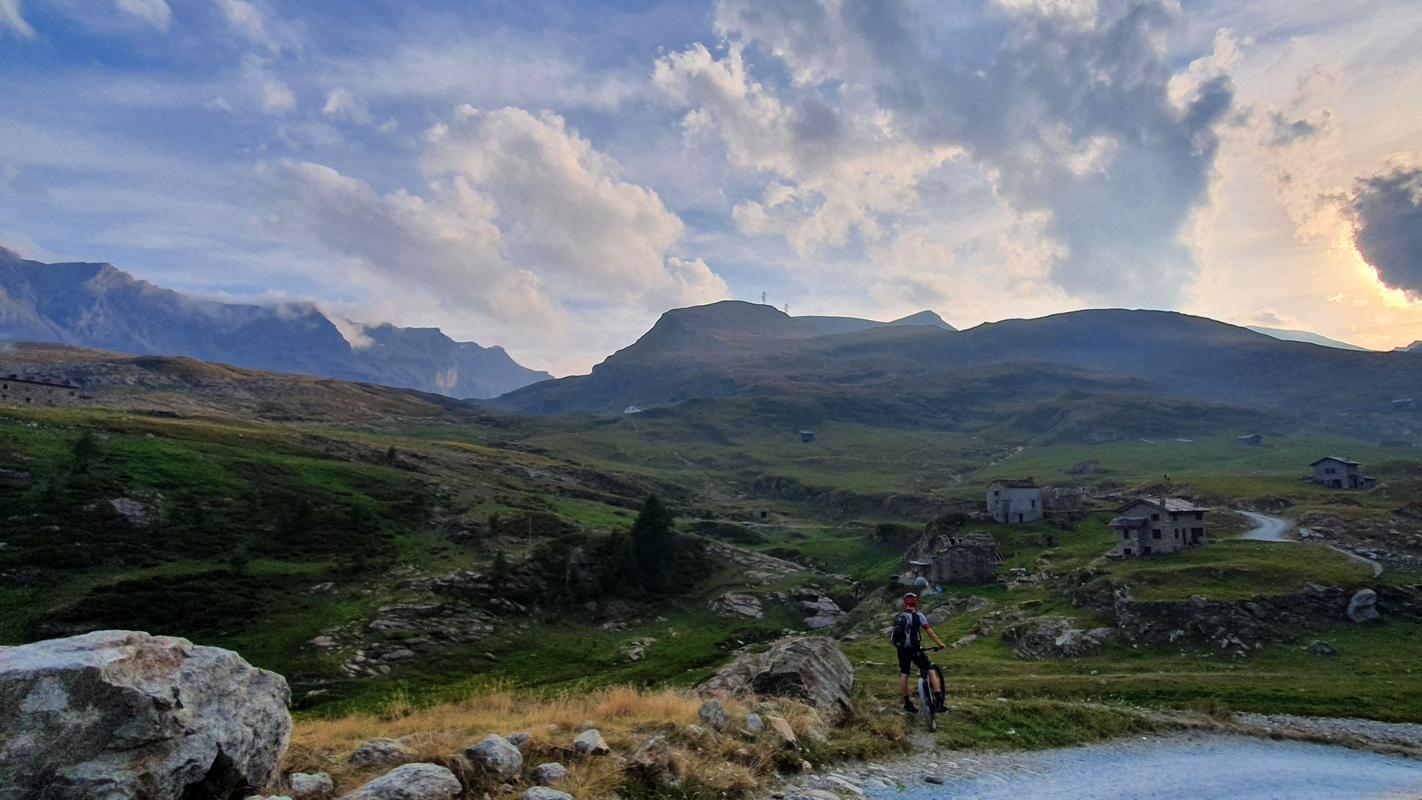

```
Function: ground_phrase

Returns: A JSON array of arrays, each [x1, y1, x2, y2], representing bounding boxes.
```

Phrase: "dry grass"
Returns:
[[281, 684, 866, 799]]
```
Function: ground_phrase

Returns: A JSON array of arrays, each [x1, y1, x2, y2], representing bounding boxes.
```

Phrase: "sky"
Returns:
[[2, 0, 1421, 375]]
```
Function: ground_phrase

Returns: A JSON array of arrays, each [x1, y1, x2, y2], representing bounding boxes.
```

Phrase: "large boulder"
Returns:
[[698, 637, 855, 724], [530, 762, 569, 786], [0, 630, 290, 800], [338, 764, 461, 800], [464, 733, 523, 782], [1348, 589, 1381, 623]]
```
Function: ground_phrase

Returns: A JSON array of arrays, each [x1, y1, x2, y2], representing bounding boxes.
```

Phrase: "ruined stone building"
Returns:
[[1310, 456, 1377, 490], [0, 374, 80, 407], [905, 531, 1001, 585], [1110, 497, 1209, 557]]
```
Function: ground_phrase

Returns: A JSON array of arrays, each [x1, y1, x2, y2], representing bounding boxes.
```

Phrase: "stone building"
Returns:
[[905, 531, 1001, 585], [987, 478, 1042, 524], [1310, 456, 1377, 490], [1110, 497, 1209, 557], [0, 374, 80, 407]]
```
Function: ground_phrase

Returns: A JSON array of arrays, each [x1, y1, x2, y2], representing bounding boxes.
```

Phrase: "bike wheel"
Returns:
[[919, 681, 936, 732]]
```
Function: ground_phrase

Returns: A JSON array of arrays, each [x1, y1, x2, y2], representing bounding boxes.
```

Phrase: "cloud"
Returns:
[[263, 106, 727, 367], [114, 0, 170, 31], [0, 0, 34, 38], [241, 57, 296, 113], [1349, 165, 1422, 299], [321, 88, 372, 125], [657, 0, 1237, 302], [217, 0, 293, 53]]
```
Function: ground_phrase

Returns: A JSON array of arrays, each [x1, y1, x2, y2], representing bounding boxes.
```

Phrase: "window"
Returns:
[[1030, 499, 1036, 508], [993, 490, 999, 496], [1123, 548, 1132, 556], [1151, 513, 1160, 521], [1143, 546, 1152, 555], [1195, 512, 1203, 521]]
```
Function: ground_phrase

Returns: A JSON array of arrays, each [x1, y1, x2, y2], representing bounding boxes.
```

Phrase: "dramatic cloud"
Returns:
[[0, 0, 34, 38], [265, 107, 727, 363], [1350, 166, 1422, 299], [658, 0, 1236, 301], [114, 0, 171, 31]]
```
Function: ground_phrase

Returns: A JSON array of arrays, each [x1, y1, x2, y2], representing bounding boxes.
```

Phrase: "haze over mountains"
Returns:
[[497, 301, 1422, 433], [0, 249, 549, 399]]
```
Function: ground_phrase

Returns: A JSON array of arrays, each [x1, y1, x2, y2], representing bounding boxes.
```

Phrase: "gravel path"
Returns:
[[1234, 712, 1422, 752], [786, 733, 1422, 800]]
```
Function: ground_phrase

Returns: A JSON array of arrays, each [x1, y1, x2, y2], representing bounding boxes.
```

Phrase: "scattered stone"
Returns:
[[506, 731, 532, 751], [349, 738, 415, 766], [710, 592, 764, 619], [108, 497, 152, 527], [628, 733, 678, 782], [766, 715, 798, 746], [0, 630, 290, 800], [812, 775, 862, 796], [465, 733, 524, 782], [578, 719, 598, 732], [338, 763, 461, 800], [1348, 589, 1381, 624], [308, 635, 338, 648], [573, 728, 610, 756], [1306, 640, 1339, 657], [289, 772, 334, 798], [698, 636, 856, 724], [624, 637, 656, 662], [698, 699, 730, 731], [924, 775, 945, 785], [801, 596, 845, 629], [523, 789, 574, 800], [531, 762, 569, 786], [745, 712, 765, 734]]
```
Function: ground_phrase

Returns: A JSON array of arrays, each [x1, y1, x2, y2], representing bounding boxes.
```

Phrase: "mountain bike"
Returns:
[[916, 647, 948, 732]]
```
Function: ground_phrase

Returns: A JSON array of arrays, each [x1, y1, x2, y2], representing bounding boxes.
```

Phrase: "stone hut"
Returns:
[[0, 374, 80, 407], [987, 478, 1042, 524], [798, 429, 816, 443], [1310, 456, 1377, 490], [1110, 497, 1208, 557]]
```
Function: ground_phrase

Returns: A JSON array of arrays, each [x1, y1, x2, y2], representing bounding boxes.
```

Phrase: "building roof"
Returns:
[[989, 478, 1038, 489], [2, 374, 77, 389], [1108, 516, 1149, 528], [1118, 497, 1210, 514], [1310, 456, 1360, 466]]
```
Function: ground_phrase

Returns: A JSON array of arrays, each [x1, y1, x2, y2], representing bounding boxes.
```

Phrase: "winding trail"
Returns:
[[1234, 510, 1384, 577], [1237, 510, 1295, 541]]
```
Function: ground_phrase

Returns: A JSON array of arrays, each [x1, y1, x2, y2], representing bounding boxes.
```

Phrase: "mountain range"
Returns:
[[495, 301, 1422, 432], [0, 248, 549, 398]]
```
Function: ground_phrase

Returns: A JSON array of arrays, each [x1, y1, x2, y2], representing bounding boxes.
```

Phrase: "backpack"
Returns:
[[891, 611, 921, 649]]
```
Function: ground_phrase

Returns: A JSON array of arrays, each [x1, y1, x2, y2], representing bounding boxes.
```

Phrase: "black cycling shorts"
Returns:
[[897, 647, 930, 676]]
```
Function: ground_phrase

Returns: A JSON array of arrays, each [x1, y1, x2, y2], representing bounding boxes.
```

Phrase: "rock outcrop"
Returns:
[[348, 738, 415, 767], [710, 592, 764, 619], [698, 637, 855, 724], [1002, 617, 1114, 659], [338, 763, 461, 800], [0, 630, 291, 800]]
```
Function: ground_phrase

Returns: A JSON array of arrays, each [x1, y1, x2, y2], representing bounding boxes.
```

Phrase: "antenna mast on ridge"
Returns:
[[761, 291, 767, 304]]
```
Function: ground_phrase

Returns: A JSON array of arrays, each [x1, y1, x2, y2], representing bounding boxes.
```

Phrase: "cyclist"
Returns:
[[892, 592, 947, 713]]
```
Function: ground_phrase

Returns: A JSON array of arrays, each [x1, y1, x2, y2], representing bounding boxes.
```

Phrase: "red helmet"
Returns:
[[903, 592, 918, 606]]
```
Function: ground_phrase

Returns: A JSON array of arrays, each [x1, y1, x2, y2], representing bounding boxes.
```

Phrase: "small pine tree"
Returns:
[[630, 494, 674, 593], [385, 446, 398, 465], [70, 431, 98, 473], [490, 549, 511, 592]]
